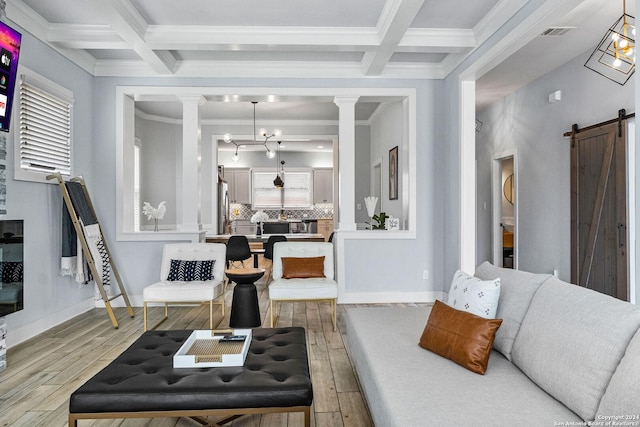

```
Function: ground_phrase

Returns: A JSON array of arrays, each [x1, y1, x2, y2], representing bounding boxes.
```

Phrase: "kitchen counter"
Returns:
[[205, 233, 326, 243]]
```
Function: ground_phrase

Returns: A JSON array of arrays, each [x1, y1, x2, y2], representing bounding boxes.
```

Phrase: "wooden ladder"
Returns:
[[47, 173, 134, 328]]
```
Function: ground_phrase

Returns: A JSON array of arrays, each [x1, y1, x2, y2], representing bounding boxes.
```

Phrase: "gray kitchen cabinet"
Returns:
[[313, 168, 333, 204], [224, 168, 251, 203]]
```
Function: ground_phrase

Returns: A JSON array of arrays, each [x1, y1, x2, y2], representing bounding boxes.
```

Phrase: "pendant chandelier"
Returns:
[[223, 101, 282, 161], [273, 141, 284, 188], [584, 0, 635, 85]]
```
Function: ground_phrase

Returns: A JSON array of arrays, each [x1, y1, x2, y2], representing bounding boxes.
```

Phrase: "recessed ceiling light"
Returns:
[[279, 144, 286, 148], [240, 145, 247, 148], [317, 145, 324, 149]]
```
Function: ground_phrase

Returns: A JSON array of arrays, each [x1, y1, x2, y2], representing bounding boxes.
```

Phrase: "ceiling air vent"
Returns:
[[540, 27, 575, 36]]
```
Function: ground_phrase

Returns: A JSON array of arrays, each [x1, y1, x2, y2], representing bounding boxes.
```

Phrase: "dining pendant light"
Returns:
[[273, 141, 284, 188], [223, 102, 282, 159]]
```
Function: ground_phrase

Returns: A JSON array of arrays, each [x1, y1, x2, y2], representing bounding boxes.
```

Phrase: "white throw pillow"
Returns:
[[446, 270, 501, 319]]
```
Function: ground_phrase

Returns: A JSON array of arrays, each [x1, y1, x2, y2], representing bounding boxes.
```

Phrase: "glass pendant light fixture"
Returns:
[[584, 0, 635, 85], [223, 101, 282, 160]]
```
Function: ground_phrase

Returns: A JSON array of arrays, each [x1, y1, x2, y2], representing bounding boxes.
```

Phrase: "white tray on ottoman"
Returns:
[[173, 329, 252, 368]]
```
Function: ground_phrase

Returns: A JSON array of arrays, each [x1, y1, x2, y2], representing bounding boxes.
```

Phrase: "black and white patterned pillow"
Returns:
[[167, 259, 215, 282], [0, 262, 23, 283], [446, 270, 500, 319]]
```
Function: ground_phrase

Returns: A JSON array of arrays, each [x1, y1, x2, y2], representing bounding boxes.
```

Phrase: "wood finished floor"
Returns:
[[0, 260, 429, 427]]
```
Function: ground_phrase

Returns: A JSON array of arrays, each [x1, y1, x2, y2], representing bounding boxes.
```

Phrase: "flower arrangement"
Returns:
[[364, 196, 378, 230], [250, 210, 269, 224], [250, 210, 269, 236], [142, 201, 166, 232]]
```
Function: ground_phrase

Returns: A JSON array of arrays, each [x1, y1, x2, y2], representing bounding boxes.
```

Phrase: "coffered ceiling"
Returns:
[[5, 0, 631, 119]]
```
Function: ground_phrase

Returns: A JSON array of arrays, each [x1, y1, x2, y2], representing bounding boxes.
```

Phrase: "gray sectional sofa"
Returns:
[[345, 262, 640, 426]]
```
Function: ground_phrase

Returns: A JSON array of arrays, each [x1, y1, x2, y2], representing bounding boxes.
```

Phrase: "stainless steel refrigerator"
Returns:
[[217, 178, 229, 234]]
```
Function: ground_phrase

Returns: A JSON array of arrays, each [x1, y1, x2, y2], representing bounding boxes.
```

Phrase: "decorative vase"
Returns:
[[154, 218, 159, 232], [256, 222, 262, 236]]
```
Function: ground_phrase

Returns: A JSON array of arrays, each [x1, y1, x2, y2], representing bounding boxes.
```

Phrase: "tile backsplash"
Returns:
[[230, 203, 333, 221]]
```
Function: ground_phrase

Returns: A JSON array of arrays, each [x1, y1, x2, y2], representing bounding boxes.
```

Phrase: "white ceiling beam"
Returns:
[[146, 26, 380, 51], [48, 24, 128, 49], [362, 0, 426, 76], [86, 0, 176, 74], [439, 0, 538, 78], [44, 23, 477, 55], [398, 28, 476, 52]]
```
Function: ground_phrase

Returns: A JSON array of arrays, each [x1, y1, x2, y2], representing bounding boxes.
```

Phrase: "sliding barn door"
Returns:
[[570, 121, 628, 301]]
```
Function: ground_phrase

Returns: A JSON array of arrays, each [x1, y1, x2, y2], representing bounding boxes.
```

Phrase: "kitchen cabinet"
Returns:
[[313, 168, 333, 204], [224, 168, 251, 203], [233, 219, 255, 234], [317, 218, 333, 242]]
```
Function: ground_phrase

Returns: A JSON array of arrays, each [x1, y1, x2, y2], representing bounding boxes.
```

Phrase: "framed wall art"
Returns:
[[389, 146, 398, 200]]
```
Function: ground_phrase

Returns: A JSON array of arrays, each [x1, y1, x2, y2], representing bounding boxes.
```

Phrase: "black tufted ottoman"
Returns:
[[69, 327, 313, 426]]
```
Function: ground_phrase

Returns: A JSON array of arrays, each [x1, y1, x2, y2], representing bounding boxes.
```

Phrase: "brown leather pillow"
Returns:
[[281, 256, 326, 279], [419, 300, 503, 375]]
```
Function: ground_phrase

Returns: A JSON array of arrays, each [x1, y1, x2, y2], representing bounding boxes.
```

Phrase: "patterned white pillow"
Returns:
[[446, 270, 501, 319]]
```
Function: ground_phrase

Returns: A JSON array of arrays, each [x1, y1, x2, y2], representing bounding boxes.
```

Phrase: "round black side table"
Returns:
[[226, 268, 265, 328]]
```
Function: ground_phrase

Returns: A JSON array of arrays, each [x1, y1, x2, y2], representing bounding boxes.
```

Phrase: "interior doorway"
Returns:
[[493, 154, 516, 269]]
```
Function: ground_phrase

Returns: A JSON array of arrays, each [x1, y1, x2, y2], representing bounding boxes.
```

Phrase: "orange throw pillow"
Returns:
[[281, 256, 326, 279], [419, 300, 503, 375]]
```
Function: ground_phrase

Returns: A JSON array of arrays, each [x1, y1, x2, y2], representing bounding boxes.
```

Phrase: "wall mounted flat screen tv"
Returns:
[[0, 21, 21, 133]]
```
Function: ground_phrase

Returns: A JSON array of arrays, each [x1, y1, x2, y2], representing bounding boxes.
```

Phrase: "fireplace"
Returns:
[[0, 220, 24, 316]]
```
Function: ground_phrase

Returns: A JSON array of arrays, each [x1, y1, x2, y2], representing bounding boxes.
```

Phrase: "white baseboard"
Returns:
[[94, 295, 200, 308], [95, 294, 144, 308], [101, 292, 445, 306], [6, 298, 95, 348], [337, 291, 444, 304]]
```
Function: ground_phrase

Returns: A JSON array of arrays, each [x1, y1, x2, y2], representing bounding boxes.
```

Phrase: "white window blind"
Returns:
[[252, 168, 312, 209], [17, 72, 73, 179]]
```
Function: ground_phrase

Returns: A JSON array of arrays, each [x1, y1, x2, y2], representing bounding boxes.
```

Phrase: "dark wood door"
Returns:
[[570, 121, 628, 300]]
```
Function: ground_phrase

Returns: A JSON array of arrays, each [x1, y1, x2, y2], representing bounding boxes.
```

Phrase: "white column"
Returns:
[[178, 95, 205, 232], [460, 80, 476, 273], [334, 96, 359, 231]]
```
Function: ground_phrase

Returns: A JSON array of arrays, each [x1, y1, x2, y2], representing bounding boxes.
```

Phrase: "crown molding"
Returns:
[[135, 109, 371, 127], [7, 1, 98, 75], [94, 58, 444, 79]]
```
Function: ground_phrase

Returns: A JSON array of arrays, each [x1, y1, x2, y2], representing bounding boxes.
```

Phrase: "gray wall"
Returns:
[[92, 77, 445, 307], [136, 117, 180, 228], [343, 81, 443, 295], [3, 21, 96, 343], [0, 17, 444, 343], [442, 0, 564, 281], [476, 49, 635, 281], [354, 125, 371, 225], [370, 101, 404, 221]]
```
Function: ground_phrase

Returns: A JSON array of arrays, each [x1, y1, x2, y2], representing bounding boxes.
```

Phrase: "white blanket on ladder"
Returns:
[[83, 223, 111, 296]]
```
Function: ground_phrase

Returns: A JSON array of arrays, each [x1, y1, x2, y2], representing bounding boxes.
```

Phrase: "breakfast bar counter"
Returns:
[[205, 233, 325, 243]]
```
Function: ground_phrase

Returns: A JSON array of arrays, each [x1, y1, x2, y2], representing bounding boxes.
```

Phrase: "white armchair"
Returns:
[[143, 243, 226, 331], [269, 242, 338, 331]]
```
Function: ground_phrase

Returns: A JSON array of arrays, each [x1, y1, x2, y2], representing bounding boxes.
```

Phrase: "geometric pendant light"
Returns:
[[584, 0, 635, 85]]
